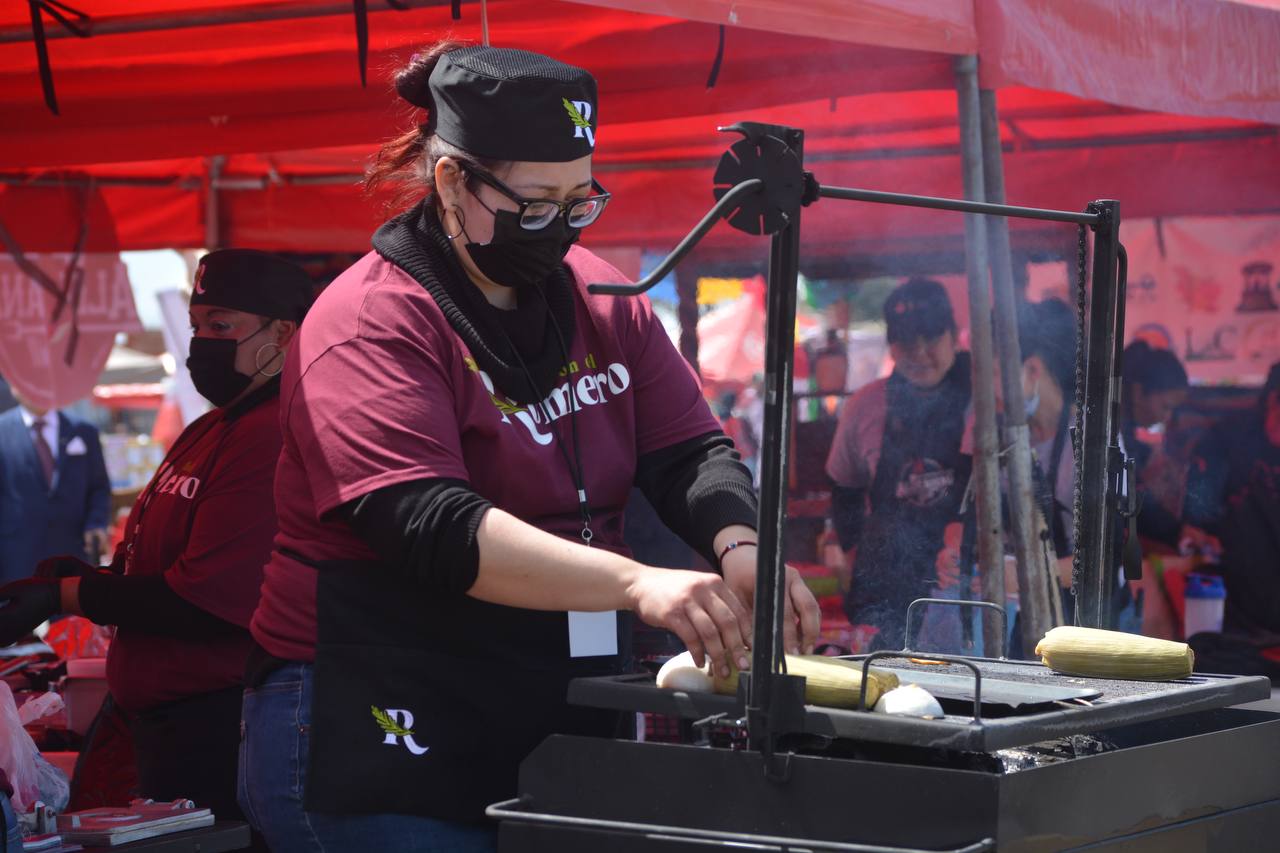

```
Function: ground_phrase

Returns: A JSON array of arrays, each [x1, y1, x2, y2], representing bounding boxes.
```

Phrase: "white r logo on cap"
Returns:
[[569, 100, 595, 148]]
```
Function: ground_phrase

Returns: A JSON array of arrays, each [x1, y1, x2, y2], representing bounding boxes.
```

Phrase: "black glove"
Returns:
[[35, 555, 93, 580], [0, 578, 61, 646]]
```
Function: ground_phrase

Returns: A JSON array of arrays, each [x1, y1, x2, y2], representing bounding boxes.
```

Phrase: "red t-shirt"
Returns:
[[107, 393, 282, 712], [251, 247, 719, 661]]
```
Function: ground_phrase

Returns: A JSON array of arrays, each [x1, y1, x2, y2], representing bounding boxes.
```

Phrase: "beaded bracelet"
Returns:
[[717, 540, 757, 567]]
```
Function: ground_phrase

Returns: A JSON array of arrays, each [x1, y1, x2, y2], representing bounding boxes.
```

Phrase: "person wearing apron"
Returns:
[[0, 250, 312, 847], [237, 44, 820, 853], [1184, 361, 1280, 645], [825, 279, 975, 652]]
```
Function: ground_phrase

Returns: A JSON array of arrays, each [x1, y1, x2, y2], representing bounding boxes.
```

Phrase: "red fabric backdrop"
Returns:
[[0, 0, 1277, 255]]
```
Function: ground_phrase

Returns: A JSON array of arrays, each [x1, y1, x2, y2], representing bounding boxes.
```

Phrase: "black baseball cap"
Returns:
[[191, 249, 313, 322], [427, 47, 598, 163], [883, 278, 956, 344]]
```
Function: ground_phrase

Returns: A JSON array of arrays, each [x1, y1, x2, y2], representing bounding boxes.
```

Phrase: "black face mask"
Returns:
[[464, 209, 580, 289], [186, 322, 273, 408]]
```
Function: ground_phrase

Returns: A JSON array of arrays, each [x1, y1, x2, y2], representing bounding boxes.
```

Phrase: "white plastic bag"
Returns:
[[32, 754, 69, 813], [17, 692, 63, 727], [0, 682, 42, 811]]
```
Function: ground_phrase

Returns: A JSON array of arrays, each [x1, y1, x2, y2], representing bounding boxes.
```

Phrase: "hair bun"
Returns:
[[395, 53, 435, 109], [395, 41, 467, 111]]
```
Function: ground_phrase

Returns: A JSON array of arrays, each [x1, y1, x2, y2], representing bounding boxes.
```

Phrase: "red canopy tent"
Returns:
[[0, 0, 1276, 257]]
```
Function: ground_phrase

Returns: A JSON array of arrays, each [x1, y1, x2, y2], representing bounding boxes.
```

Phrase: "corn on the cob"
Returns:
[[1035, 626, 1194, 680], [712, 655, 900, 710]]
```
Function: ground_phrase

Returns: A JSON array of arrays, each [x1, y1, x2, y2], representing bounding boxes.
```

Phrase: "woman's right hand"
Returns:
[[626, 567, 753, 679]]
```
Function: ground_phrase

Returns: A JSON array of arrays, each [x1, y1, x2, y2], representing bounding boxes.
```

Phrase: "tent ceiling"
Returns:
[[1, 0, 1277, 257], [563, 0, 1280, 123], [1, 1, 951, 169]]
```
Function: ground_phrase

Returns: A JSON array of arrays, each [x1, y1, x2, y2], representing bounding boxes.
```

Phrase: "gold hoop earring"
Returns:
[[255, 344, 284, 377]]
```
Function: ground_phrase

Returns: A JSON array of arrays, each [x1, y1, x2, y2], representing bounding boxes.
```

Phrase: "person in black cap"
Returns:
[[238, 42, 818, 852], [824, 278, 976, 652], [0, 249, 311, 849]]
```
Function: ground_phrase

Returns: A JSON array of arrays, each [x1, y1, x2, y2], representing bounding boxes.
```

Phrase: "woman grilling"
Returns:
[[237, 42, 820, 852]]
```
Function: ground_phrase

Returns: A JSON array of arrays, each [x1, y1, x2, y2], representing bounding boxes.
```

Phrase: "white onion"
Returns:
[[656, 651, 714, 693], [873, 683, 944, 717]]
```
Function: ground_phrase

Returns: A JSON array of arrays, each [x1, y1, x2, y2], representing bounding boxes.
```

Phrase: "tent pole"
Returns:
[[205, 155, 224, 251], [980, 88, 1060, 649], [953, 55, 1006, 657], [676, 268, 700, 373]]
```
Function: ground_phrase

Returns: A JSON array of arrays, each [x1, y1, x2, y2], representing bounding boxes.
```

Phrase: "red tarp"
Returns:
[[1, 0, 1278, 256], [0, 2, 950, 168], [572, 0, 1280, 123], [6, 93, 1275, 257]]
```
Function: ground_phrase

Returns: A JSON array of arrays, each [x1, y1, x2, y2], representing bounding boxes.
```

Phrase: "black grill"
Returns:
[[567, 660, 1271, 753]]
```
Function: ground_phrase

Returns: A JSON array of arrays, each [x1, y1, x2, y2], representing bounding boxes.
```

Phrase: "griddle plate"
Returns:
[[884, 668, 1100, 708], [568, 657, 1271, 753]]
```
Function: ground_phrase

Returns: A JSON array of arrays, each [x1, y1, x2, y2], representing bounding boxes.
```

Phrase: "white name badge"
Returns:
[[568, 610, 618, 658]]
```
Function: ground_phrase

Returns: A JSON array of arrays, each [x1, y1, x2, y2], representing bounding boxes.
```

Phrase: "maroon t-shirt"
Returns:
[[107, 393, 282, 712], [251, 246, 719, 661]]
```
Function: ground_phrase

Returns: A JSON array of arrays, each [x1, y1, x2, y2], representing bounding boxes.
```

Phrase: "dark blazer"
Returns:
[[0, 408, 112, 584]]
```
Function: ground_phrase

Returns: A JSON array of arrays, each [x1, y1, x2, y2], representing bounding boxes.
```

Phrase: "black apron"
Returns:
[[1014, 407, 1076, 657], [1216, 441, 1280, 635], [1014, 405, 1133, 657], [846, 354, 972, 649], [303, 558, 625, 821]]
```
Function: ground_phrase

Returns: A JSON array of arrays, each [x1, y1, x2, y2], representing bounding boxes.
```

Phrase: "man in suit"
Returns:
[[0, 390, 112, 585]]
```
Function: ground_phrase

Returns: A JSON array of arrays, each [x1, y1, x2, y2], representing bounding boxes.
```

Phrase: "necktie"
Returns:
[[31, 417, 55, 488]]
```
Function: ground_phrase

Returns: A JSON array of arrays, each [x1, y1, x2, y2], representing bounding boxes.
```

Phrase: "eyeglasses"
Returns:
[[464, 167, 610, 231]]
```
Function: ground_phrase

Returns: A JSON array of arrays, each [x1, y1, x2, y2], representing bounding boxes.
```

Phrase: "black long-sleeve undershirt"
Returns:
[[345, 431, 758, 588], [632, 431, 757, 567], [347, 479, 492, 594], [77, 571, 240, 638]]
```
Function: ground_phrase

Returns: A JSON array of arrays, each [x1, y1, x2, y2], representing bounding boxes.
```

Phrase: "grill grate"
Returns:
[[569, 659, 1271, 754]]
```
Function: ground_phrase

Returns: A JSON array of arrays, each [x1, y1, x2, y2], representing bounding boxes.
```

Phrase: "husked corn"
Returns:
[[713, 654, 900, 710], [1035, 626, 1194, 681]]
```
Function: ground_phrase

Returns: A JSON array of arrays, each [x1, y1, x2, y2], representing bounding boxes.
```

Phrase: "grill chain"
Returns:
[[1070, 222, 1089, 605]]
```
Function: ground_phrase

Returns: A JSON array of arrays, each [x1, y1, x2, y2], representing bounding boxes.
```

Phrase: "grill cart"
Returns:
[[490, 122, 1280, 852]]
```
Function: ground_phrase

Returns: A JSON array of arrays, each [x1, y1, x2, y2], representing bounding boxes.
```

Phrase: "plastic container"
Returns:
[[60, 657, 109, 736], [1183, 573, 1226, 639]]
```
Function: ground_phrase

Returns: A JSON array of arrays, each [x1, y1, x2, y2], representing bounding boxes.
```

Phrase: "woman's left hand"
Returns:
[[720, 545, 822, 655]]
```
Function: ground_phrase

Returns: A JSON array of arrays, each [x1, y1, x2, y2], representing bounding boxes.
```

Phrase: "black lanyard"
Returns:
[[494, 286, 593, 546]]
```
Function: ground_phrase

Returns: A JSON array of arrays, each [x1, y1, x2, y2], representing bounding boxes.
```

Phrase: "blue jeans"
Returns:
[[237, 663, 498, 853], [0, 793, 22, 852]]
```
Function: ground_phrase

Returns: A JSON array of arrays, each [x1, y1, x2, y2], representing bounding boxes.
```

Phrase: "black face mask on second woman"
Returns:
[[463, 208, 580, 289], [186, 321, 276, 407]]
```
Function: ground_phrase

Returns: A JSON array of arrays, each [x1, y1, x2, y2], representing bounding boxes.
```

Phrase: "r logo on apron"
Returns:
[[304, 562, 624, 820]]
